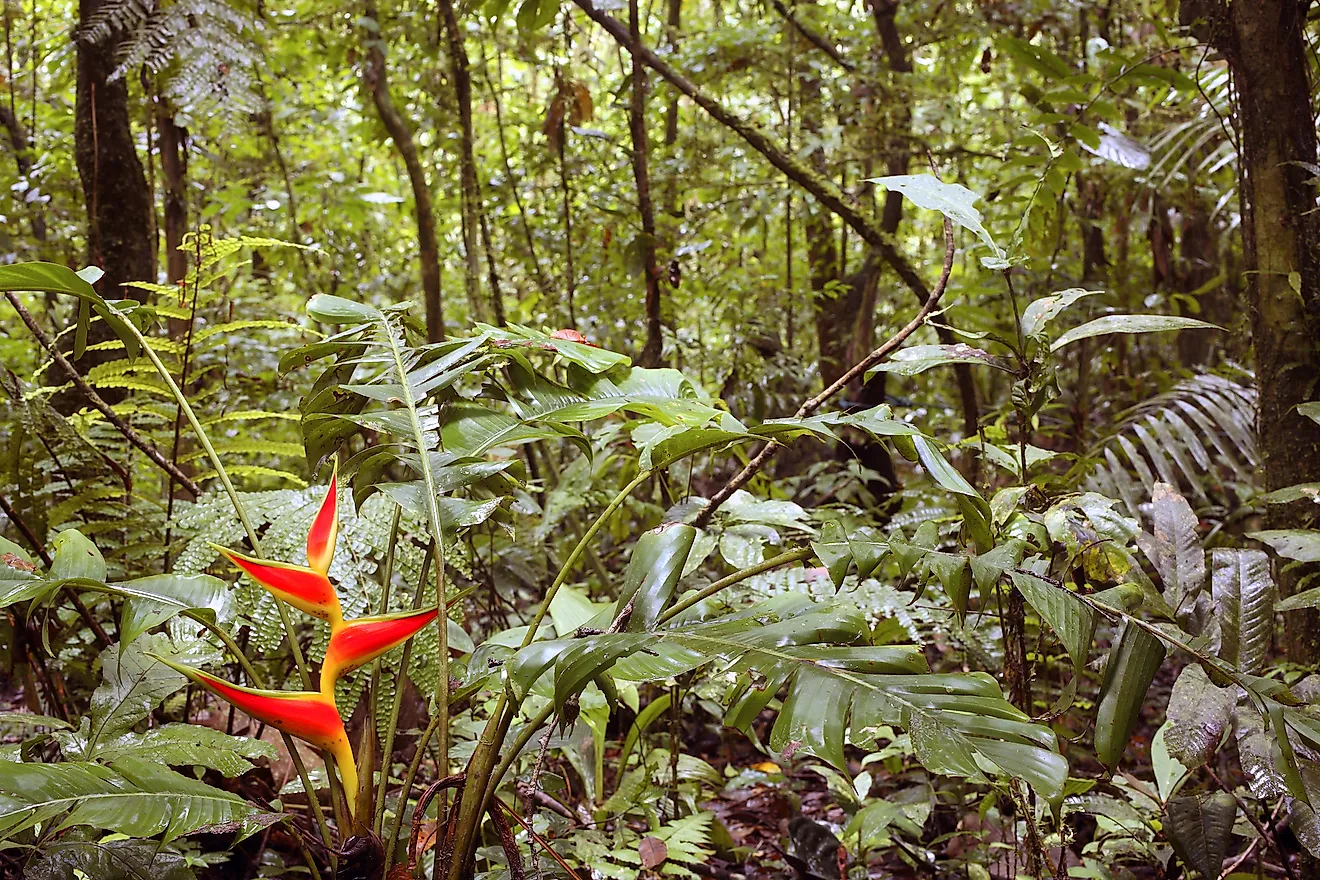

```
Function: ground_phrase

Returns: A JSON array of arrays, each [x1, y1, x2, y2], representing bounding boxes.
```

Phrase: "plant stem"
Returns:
[[108, 306, 336, 860], [379, 314, 451, 800], [446, 468, 651, 879], [658, 546, 812, 623], [375, 544, 433, 838], [523, 469, 651, 649], [482, 701, 556, 808], [383, 712, 442, 875]]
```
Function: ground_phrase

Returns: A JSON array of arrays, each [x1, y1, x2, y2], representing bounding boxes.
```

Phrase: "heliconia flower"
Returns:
[[210, 471, 344, 625], [153, 656, 360, 815], [321, 607, 439, 695], [212, 546, 343, 627], [305, 467, 338, 576]]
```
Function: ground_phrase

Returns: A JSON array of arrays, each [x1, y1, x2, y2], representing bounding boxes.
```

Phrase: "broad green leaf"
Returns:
[[1020, 288, 1102, 339], [1259, 482, 1320, 505], [869, 174, 1004, 260], [643, 423, 751, 470], [1095, 623, 1166, 768], [375, 482, 503, 531], [512, 595, 1067, 805], [1152, 723, 1192, 801], [839, 405, 922, 438], [912, 436, 980, 498], [306, 293, 380, 323], [483, 322, 630, 373], [1299, 401, 1320, 426], [0, 262, 145, 358], [0, 756, 262, 841], [24, 838, 197, 880], [0, 261, 99, 298], [970, 539, 1026, 596], [117, 574, 233, 646], [1009, 572, 1096, 680], [812, 522, 853, 589], [1050, 314, 1222, 352], [81, 723, 277, 778], [0, 539, 46, 607], [85, 636, 190, 755], [49, 529, 106, 583], [926, 552, 972, 619], [1163, 664, 1233, 769], [1208, 549, 1274, 673], [865, 344, 1010, 379], [1250, 529, 1320, 563], [441, 402, 581, 456], [612, 523, 698, 631], [1166, 792, 1236, 878]]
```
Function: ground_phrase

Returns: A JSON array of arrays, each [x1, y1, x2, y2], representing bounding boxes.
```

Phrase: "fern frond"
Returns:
[[1087, 373, 1257, 520]]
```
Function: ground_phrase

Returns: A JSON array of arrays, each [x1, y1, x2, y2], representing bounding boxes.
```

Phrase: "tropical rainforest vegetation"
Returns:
[[2, 0, 1320, 878]]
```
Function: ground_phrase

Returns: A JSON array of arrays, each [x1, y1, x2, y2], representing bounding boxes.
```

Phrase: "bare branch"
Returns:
[[5, 292, 202, 496], [693, 216, 956, 527]]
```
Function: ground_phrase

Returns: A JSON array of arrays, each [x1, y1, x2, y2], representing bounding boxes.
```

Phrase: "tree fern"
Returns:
[[77, 0, 263, 115]]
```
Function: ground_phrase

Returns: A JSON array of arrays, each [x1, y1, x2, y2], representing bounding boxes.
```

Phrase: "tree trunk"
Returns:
[[155, 102, 187, 287], [1184, 0, 1320, 663], [362, 0, 445, 341], [66, 0, 153, 410], [662, 0, 681, 149], [629, 0, 664, 367], [0, 106, 46, 241], [869, 0, 980, 446], [439, 0, 497, 326]]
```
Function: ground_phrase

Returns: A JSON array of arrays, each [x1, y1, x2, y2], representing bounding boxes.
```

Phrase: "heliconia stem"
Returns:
[[306, 465, 339, 577], [151, 655, 361, 816], [321, 607, 440, 696], [213, 545, 343, 626]]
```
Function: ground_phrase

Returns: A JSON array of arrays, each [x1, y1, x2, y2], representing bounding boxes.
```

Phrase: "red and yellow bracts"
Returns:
[[153, 656, 359, 807], [163, 467, 441, 818]]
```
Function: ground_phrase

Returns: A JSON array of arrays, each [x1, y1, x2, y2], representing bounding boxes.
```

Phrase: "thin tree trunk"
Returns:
[[66, 0, 153, 410], [153, 94, 197, 510], [362, 0, 444, 341], [156, 100, 187, 288], [0, 105, 46, 240], [571, 0, 963, 410], [1183, 0, 1320, 664], [629, 0, 664, 367], [483, 44, 549, 295], [557, 109, 577, 329], [74, 1, 152, 298], [438, 0, 494, 326]]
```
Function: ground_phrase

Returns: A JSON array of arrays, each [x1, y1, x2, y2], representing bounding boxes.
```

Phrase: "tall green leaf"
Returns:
[[1095, 622, 1166, 767]]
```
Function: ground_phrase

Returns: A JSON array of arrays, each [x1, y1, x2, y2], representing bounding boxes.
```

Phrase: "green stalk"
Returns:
[[371, 506, 403, 836], [519, 469, 651, 649], [113, 310, 337, 859], [658, 547, 813, 624], [375, 545, 433, 838], [446, 468, 651, 879], [380, 316, 451, 783], [383, 712, 442, 875]]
